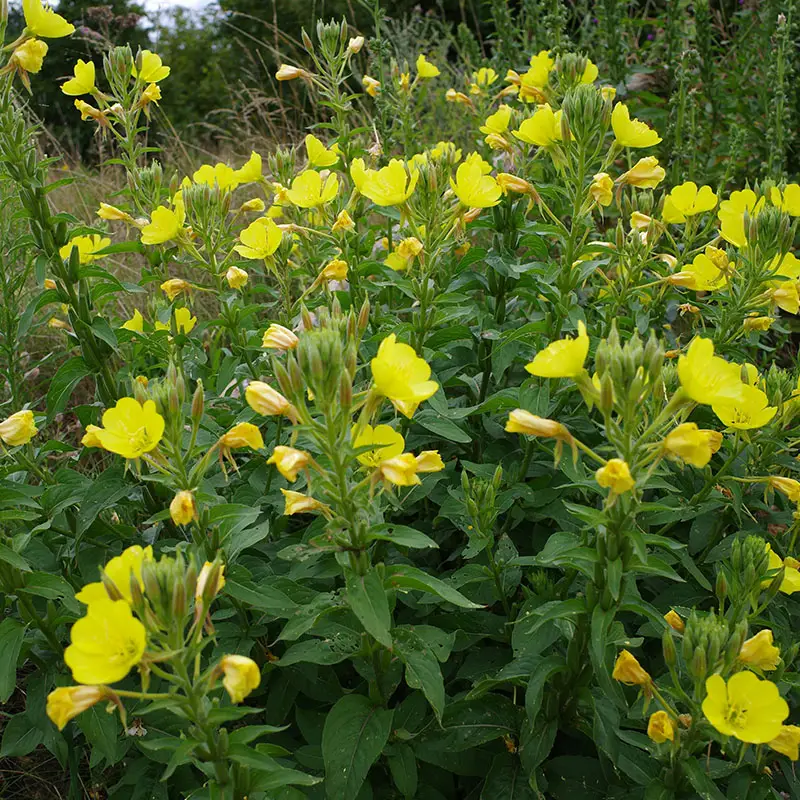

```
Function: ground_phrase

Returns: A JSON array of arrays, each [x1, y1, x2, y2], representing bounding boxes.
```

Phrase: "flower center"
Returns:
[[725, 703, 748, 729]]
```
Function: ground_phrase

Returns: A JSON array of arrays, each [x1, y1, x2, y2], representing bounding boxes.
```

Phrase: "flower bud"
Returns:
[[348, 36, 365, 54], [245, 381, 292, 417], [662, 628, 677, 666], [170, 490, 198, 526]]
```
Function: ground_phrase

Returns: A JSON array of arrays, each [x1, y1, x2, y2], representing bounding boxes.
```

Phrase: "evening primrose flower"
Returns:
[[97, 202, 135, 223], [415, 451, 445, 472], [318, 258, 348, 283], [276, 64, 311, 81], [525, 321, 589, 378], [332, 210, 355, 232], [153, 307, 196, 335], [235, 151, 262, 184], [349, 158, 373, 193], [590, 173, 613, 206], [219, 655, 260, 703], [670, 250, 728, 292], [193, 162, 239, 191], [90, 399, 165, 459], [219, 422, 264, 452], [768, 476, 800, 503], [416, 54, 440, 78], [512, 103, 562, 147], [580, 59, 599, 83], [766, 544, 800, 594], [160, 278, 191, 300], [235, 218, 283, 259], [770, 184, 800, 216], [61, 59, 95, 95], [379, 453, 422, 486], [133, 50, 170, 83], [195, 562, 225, 602], [286, 170, 339, 208], [120, 309, 144, 333], [267, 446, 310, 482], [677, 337, 743, 405], [451, 158, 502, 208], [612, 650, 652, 687], [361, 159, 419, 206], [64, 599, 146, 684], [22, 0, 75, 37], [505, 410, 570, 441], [718, 189, 765, 248], [664, 610, 685, 633], [170, 490, 198, 526], [702, 672, 788, 744], [769, 726, 800, 760], [262, 323, 298, 351], [352, 424, 405, 468], [480, 105, 512, 137], [305, 134, 338, 168], [81, 425, 103, 448], [647, 711, 675, 743], [245, 381, 295, 420], [75, 544, 153, 606], [663, 422, 722, 468], [226, 266, 248, 289], [739, 629, 780, 671], [47, 686, 109, 730], [363, 75, 380, 96], [743, 315, 775, 333], [370, 334, 439, 418], [59, 234, 110, 264], [596, 458, 635, 494], [7, 37, 47, 77], [524, 49, 554, 89], [472, 67, 499, 89], [0, 410, 38, 446], [712, 384, 777, 430], [140, 198, 186, 245], [281, 489, 331, 517], [611, 102, 662, 148], [662, 181, 718, 223], [619, 156, 665, 189]]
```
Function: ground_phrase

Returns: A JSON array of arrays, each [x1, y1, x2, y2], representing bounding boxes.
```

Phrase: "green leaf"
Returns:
[[225, 579, 298, 616], [0, 713, 44, 757], [279, 636, 359, 666], [524, 654, 566, 722], [76, 466, 130, 535], [346, 567, 393, 648], [368, 524, 438, 549], [0, 619, 25, 702], [21, 572, 74, 600], [481, 753, 538, 799], [0, 543, 31, 572], [414, 411, 472, 443], [386, 565, 482, 608], [590, 606, 627, 708], [321, 695, 394, 800], [387, 743, 418, 799], [394, 627, 446, 722], [46, 357, 92, 423], [683, 757, 727, 800]]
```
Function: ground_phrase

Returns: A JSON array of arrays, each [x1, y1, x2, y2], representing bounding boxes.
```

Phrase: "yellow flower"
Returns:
[[81, 425, 103, 448], [379, 453, 421, 486], [672, 250, 728, 292], [235, 151, 262, 184], [677, 337, 743, 405], [446, 88, 474, 107], [174, 307, 196, 334], [664, 609, 685, 633], [240, 198, 265, 213], [647, 711, 675, 743], [133, 50, 170, 83], [770, 184, 800, 216], [505, 410, 572, 442], [286, 170, 339, 208], [416, 54, 440, 78], [739, 629, 780, 671], [318, 258, 348, 283], [0, 410, 38, 446], [193, 162, 239, 191], [47, 686, 108, 730], [702, 672, 788, 744], [246, 381, 294, 419], [226, 266, 248, 289], [718, 189, 765, 248], [596, 458, 635, 494], [766, 545, 800, 594], [415, 450, 445, 472], [90, 398, 164, 459], [170, 490, 198, 526], [769, 476, 800, 503], [479, 105, 512, 136], [525, 321, 589, 378], [61, 58, 95, 95], [59, 234, 110, 264], [590, 173, 613, 206], [662, 181, 718, 223], [219, 422, 264, 451], [611, 102, 662, 148], [580, 59, 599, 83], [235, 218, 283, 260], [74, 99, 107, 125], [64, 599, 146, 684], [712, 384, 777, 430], [352, 424, 405, 467], [350, 158, 373, 193], [139, 83, 161, 108], [75, 544, 154, 606], [332, 210, 355, 233], [10, 38, 48, 73], [473, 67, 499, 88], [361, 160, 419, 206], [612, 650, 652, 687], [512, 103, 563, 147], [267, 446, 310, 482], [219, 655, 260, 703], [450, 158, 502, 208], [281, 489, 331, 516], [22, 0, 75, 37], [363, 75, 381, 96], [370, 334, 439, 418], [663, 422, 722, 468], [141, 199, 186, 245], [619, 156, 665, 189], [769, 726, 800, 760], [97, 203, 134, 223], [743, 315, 774, 333], [305, 134, 338, 168], [196, 561, 225, 602], [262, 323, 298, 351], [160, 278, 191, 300], [601, 86, 616, 101], [525, 50, 554, 88], [276, 64, 311, 81]]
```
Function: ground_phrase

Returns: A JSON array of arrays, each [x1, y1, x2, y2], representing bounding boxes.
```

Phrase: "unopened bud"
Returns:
[[191, 380, 204, 421], [662, 629, 677, 666]]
